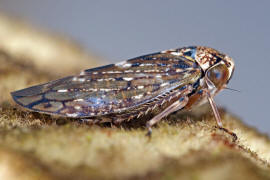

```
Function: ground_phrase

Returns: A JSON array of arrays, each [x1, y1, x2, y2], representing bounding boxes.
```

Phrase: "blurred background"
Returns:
[[1, 0, 269, 134]]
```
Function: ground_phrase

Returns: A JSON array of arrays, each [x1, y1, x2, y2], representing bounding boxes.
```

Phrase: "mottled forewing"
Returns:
[[11, 51, 201, 117]]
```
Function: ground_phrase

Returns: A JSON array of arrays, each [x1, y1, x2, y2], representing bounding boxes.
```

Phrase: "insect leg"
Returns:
[[205, 90, 237, 141], [146, 96, 189, 137], [206, 90, 223, 127], [79, 118, 100, 125], [79, 116, 113, 125], [113, 117, 128, 124]]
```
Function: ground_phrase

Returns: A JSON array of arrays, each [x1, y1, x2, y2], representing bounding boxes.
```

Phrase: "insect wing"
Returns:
[[11, 51, 201, 117]]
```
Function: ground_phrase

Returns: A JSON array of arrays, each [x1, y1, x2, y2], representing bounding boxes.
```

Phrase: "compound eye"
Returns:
[[211, 69, 221, 79], [206, 63, 229, 89]]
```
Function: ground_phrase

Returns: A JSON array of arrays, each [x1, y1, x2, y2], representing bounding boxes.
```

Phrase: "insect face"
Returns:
[[193, 47, 235, 93]]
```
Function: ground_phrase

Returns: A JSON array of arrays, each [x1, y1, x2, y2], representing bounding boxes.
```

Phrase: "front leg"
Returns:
[[205, 89, 237, 141]]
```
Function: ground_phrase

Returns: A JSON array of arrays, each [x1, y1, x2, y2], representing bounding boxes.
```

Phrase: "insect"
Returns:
[[11, 46, 235, 136]]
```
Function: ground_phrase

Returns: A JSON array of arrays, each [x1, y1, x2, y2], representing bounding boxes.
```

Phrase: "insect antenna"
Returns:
[[224, 87, 241, 93]]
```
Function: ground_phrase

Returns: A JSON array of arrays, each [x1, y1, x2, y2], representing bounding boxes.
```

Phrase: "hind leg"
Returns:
[[79, 118, 100, 125]]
